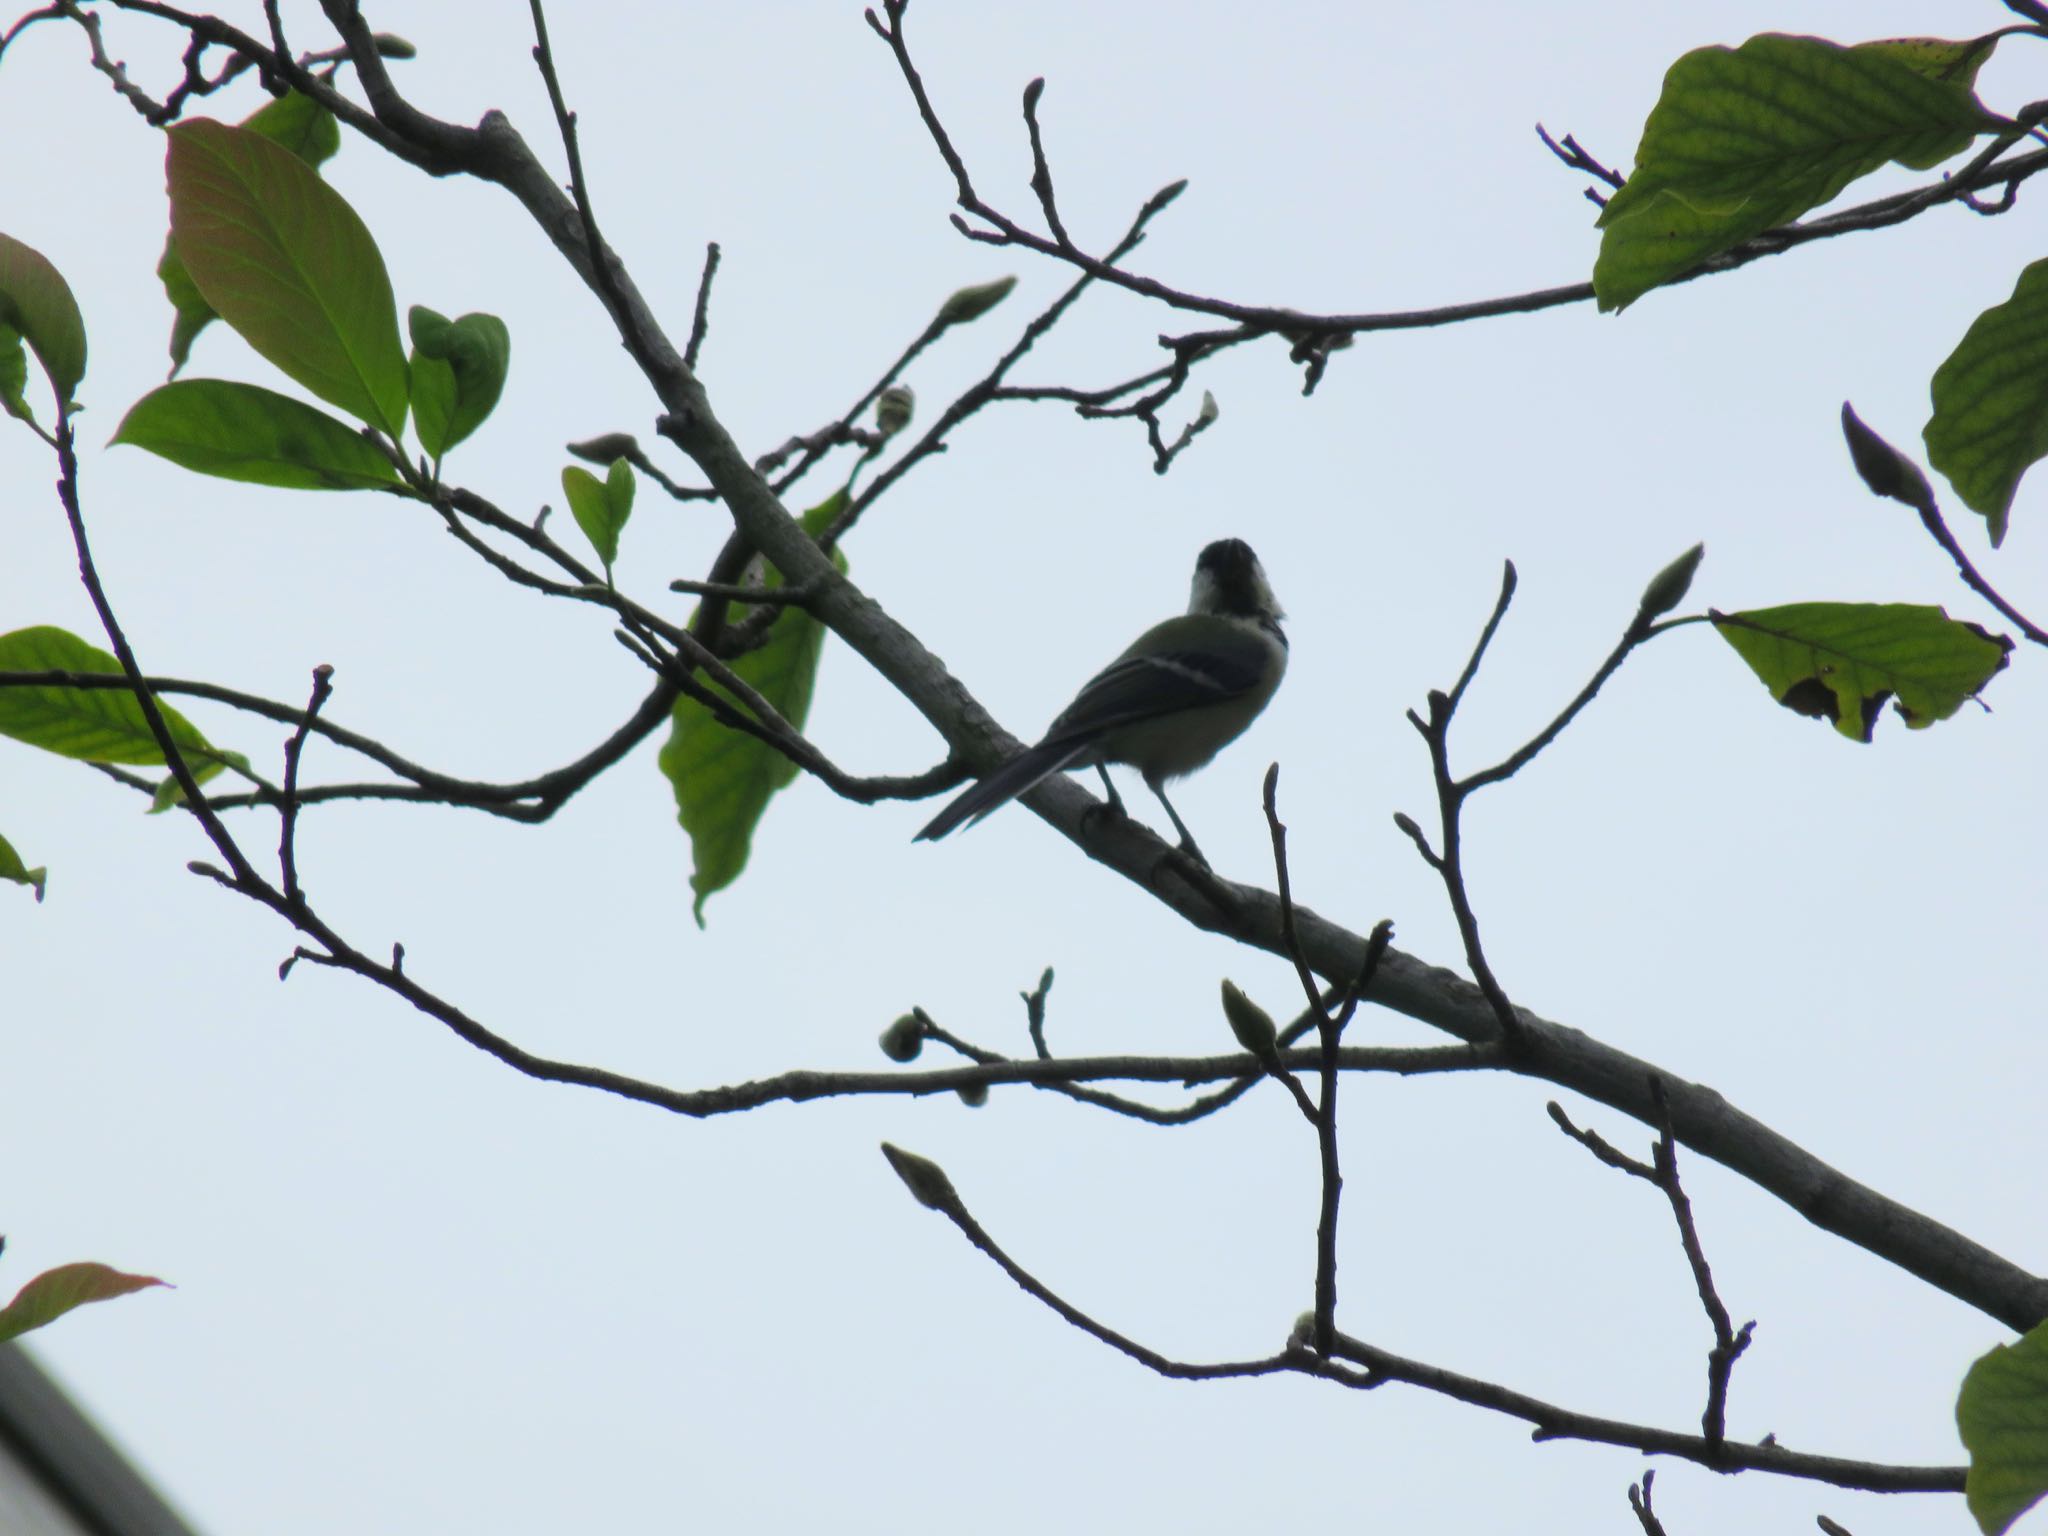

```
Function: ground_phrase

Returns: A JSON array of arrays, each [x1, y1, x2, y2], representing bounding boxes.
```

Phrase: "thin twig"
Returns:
[[684, 240, 721, 372], [1020, 966, 1055, 1060], [877, 1142, 1965, 1493], [1626, 1470, 1668, 1536], [278, 664, 334, 903], [1551, 1093, 1756, 1453]]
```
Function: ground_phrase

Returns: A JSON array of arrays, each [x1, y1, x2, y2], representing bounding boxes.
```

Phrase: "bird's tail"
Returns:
[[915, 739, 1089, 841]]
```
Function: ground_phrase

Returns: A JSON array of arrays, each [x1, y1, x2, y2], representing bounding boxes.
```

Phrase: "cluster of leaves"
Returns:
[[1583, 25, 2048, 1530], [1, 16, 2046, 1518], [1, 85, 857, 923], [1595, 28, 2048, 552]]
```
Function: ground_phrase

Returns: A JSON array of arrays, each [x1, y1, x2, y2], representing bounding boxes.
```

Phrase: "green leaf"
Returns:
[[1594, 35, 2003, 311], [0, 1262, 169, 1344], [0, 625, 220, 766], [1959, 1318, 2048, 1535], [241, 88, 342, 167], [1861, 34, 2003, 91], [1924, 257, 2048, 547], [660, 492, 845, 925], [0, 230, 87, 405], [0, 321, 28, 422], [0, 830, 46, 901], [112, 378, 402, 491], [158, 92, 343, 378], [167, 118, 407, 435], [149, 748, 251, 813], [1711, 602, 2012, 742], [157, 245, 212, 379], [409, 306, 510, 459], [562, 458, 634, 573]]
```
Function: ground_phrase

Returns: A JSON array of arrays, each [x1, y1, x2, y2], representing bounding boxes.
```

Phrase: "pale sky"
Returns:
[[3, 3, 2044, 1533]]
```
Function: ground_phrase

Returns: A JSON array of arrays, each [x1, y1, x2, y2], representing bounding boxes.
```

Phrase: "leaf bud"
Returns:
[[1840, 402, 1936, 514]]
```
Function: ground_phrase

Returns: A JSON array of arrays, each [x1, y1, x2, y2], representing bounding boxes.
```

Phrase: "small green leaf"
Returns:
[[0, 1262, 169, 1344], [1594, 35, 2003, 311], [660, 492, 845, 924], [0, 830, 46, 901], [167, 119, 407, 435], [0, 625, 220, 766], [1959, 1318, 2048, 1535], [409, 306, 510, 459], [1711, 602, 2012, 742], [241, 89, 342, 166], [158, 92, 344, 377], [1924, 257, 2048, 547], [149, 748, 251, 813], [0, 231, 87, 405], [562, 458, 634, 573], [112, 378, 402, 490], [157, 245, 212, 379]]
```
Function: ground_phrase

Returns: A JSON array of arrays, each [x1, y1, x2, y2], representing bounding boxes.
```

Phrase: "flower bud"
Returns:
[[1637, 543, 1704, 619], [955, 1080, 989, 1108], [567, 432, 640, 465], [881, 1143, 956, 1211], [876, 384, 915, 440], [936, 275, 1017, 327], [879, 1013, 923, 1063], [1220, 979, 1277, 1058]]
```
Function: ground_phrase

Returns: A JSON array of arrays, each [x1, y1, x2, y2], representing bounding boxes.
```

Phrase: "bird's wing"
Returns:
[[1043, 619, 1268, 745]]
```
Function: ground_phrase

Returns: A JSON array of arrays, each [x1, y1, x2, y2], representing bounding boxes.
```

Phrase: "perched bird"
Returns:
[[915, 538, 1287, 864]]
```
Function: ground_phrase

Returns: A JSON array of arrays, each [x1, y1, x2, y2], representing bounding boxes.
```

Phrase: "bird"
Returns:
[[915, 538, 1287, 865]]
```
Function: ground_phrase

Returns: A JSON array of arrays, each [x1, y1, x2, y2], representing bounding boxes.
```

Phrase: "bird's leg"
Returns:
[[1094, 764, 1128, 817], [1147, 778, 1210, 869]]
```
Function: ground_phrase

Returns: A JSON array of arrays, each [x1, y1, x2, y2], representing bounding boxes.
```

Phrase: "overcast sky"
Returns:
[[3, 2, 2044, 1532]]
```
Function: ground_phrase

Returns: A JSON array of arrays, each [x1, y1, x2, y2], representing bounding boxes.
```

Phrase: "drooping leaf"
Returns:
[[1924, 257, 2048, 547], [1959, 1318, 2048, 1535], [409, 306, 510, 460], [1711, 602, 2012, 742], [112, 378, 403, 491], [660, 492, 846, 925], [0, 625, 221, 766], [561, 458, 634, 574], [0, 1262, 169, 1344], [0, 831, 46, 901], [0, 321, 28, 422], [0, 231, 87, 405], [158, 91, 343, 377], [1594, 35, 2003, 311], [167, 118, 407, 435], [157, 245, 212, 379]]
